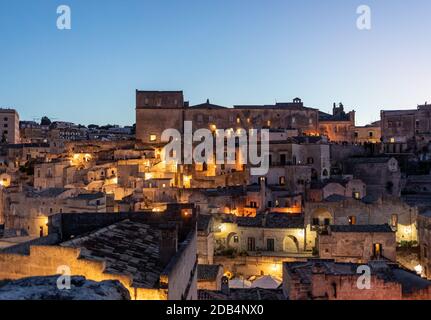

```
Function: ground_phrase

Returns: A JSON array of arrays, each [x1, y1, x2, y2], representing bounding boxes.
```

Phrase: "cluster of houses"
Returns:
[[0, 90, 431, 299]]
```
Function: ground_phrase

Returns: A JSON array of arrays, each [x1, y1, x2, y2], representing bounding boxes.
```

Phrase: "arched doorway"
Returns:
[[283, 235, 299, 253]]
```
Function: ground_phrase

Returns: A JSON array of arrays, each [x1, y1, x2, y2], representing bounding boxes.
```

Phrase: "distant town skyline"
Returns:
[[0, 0, 430, 126]]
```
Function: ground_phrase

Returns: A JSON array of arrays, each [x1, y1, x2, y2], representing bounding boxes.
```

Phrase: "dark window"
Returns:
[[247, 237, 256, 251], [280, 154, 286, 165], [324, 218, 330, 226], [267, 239, 275, 251], [279, 176, 286, 185], [307, 157, 314, 164], [312, 218, 320, 226], [233, 235, 239, 243]]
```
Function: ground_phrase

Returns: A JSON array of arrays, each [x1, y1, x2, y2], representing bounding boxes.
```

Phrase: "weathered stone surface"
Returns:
[[0, 275, 131, 300]]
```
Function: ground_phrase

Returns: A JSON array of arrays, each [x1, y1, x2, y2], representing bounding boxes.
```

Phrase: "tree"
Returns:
[[40, 116, 51, 126]]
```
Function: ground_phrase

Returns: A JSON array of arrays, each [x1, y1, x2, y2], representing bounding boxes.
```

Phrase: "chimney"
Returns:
[[159, 225, 178, 266], [221, 276, 230, 295]]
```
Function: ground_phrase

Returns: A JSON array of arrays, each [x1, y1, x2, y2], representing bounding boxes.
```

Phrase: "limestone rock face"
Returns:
[[0, 276, 131, 300]]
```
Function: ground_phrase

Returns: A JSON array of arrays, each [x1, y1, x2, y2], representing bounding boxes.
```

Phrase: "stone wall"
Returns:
[[318, 231, 397, 263]]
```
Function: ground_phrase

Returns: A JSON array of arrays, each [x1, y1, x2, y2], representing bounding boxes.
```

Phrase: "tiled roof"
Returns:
[[324, 194, 348, 202], [198, 265, 222, 281], [237, 213, 304, 229], [265, 213, 304, 229], [61, 220, 164, 289], [73, 192, 105, 201], [27, 188, 68, 198], [189, 101, 227, 109], [203, 186, 246, 197], [330, 224, 394, 233]]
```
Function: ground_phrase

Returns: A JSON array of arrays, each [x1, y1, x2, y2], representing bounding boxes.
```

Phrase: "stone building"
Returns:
[[3, 188, 106, 236], [381, 103, 431, 152], [307, 178, 366, 202], [136, 91, 319, 144], [0, 109, 20, 144], [318, 224, 397, 263], [214, 213, 306, 255], [354, 121, 382, 144], [34, 160, 73, 190], [283, 259, 431, 300], [319, 103, 356, 143], [304, 196, 417, 250], [343, 157, 401, 197], [263, 136, 331, 182]]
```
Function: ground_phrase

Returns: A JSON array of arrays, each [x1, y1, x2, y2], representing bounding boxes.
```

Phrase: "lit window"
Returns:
[[150, 134, 157, 142]]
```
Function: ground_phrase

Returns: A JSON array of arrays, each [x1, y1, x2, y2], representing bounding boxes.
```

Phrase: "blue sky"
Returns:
[[0, 0, 430, 126]]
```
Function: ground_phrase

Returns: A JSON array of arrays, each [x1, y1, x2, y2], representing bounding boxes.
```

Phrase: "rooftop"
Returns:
[[61, 220, 165, 289], [26, 188, 69, 198], [330, 224, 394, 233], [197, 264, 222, 282], [236, 213, 304, 229]]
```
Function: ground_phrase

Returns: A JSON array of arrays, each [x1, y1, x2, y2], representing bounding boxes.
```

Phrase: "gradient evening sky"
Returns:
[[0, 0, 430, 126]]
